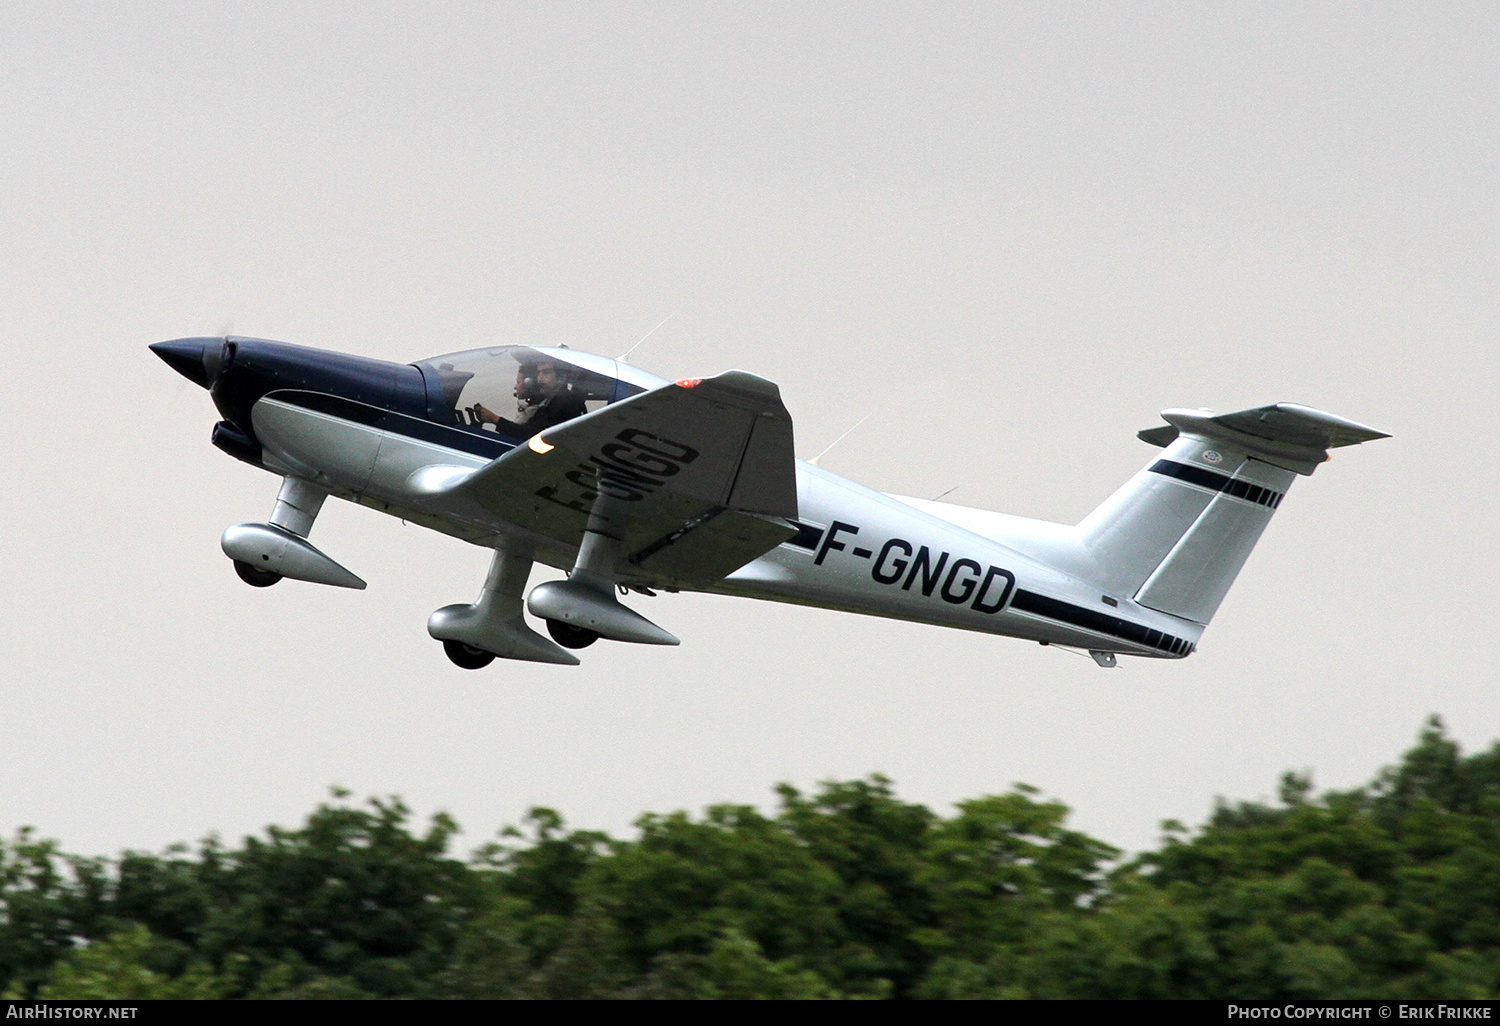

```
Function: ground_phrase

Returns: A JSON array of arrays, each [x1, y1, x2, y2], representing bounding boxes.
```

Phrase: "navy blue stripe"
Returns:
[[1148, 460, 1283, 510], [783, 522, 824, 551], [269, 390, 517, 460], [1010, 589, 1193, 656]]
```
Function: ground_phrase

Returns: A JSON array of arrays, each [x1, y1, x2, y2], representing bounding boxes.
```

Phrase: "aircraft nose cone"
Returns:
[[149, 337, 222, 389]]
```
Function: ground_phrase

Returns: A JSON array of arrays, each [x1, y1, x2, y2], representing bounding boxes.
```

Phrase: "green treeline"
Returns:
[[4, 717, 1499, 999]]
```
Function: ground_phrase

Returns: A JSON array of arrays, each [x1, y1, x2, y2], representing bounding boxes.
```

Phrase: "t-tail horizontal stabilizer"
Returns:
[[1082, 403, 1388, 626], [1137, 403, 1390, 476]]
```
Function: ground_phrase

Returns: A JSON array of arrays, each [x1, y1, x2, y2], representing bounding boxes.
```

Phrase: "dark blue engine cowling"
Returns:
[[150, 337, 431, 462]]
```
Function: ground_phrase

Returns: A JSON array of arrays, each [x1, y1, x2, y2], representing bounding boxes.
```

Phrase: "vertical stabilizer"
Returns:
[[1079, 404, 1387, 625]]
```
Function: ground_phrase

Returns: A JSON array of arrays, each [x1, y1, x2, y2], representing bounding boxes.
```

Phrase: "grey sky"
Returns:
[[1, 1, 1495, 858]]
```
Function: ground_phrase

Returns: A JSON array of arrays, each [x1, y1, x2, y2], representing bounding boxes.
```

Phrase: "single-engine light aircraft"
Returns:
[[151, 336, 1387, 669]]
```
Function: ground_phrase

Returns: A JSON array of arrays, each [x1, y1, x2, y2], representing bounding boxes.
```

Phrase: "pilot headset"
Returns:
[[516, 362, 542, 402]]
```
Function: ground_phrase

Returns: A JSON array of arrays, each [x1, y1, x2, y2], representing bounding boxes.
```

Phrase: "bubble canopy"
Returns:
[[412, 345, 667, 441]]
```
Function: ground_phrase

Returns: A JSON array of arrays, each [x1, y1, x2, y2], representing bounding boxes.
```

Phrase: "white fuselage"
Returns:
[[250, 390, 1202, 660], [153, 334, 1384, 668], [718, 463, 1202, 658]]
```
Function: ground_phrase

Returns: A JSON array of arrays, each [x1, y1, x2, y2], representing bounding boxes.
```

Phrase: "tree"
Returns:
[[18, 926, 230, 1000], [0, 829, 84, 997], [5, 718, 1500, 1000]]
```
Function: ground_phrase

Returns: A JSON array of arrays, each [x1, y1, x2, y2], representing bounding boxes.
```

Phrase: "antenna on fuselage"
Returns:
[[809, 414, 870, 467], [618, 312, 677, 363]]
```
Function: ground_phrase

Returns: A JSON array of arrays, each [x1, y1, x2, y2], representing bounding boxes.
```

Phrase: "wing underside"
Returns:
[[446, 371, 799, 586]]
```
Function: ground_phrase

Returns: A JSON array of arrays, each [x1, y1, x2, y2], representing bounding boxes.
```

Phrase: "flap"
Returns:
[[443, 372, 799, 585]]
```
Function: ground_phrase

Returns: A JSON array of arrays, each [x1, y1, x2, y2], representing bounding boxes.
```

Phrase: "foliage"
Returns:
[[3, 718, 1499, 999]]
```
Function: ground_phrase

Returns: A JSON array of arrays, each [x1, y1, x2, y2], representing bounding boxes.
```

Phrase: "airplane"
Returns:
[[150, 336, 1388, 669]]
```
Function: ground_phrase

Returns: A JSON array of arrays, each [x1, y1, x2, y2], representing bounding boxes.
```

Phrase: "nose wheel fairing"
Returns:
[[220, 478, 367, 590], [221, 523, 366, 589]]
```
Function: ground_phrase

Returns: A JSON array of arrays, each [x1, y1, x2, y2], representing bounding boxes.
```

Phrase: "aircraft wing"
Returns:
[[445, 371, 799, 586]]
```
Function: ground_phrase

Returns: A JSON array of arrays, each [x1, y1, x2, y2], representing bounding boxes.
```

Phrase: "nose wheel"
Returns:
[[234, 559, 283, 588], [443, 640, 496, 669], [546, 619, 600, 649]]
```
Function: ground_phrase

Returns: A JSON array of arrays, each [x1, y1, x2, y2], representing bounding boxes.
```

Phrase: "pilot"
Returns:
[[471, 359, 588, 436]]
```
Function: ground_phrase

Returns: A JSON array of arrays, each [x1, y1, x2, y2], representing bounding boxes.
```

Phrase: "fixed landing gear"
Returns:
[[428, 518, 674, 667], [546, 619, 599, 649], [427, 545, 580, 667], [224, 478, 365, 589], [443, 639, 496, 670], [234, 559, 283, 588], [525, 528, 677, 646]]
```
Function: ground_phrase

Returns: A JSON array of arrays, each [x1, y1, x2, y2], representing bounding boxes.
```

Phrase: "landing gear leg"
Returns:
[[427, 544, 579, 666], [227, 476, 324, 588], [223, 477, 364, 589], [269, 477, 327, 538], [525, 492, 679, 646]]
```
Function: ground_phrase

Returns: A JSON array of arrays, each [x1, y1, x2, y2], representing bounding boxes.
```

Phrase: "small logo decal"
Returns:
[[1202, 450, 1223, 464]]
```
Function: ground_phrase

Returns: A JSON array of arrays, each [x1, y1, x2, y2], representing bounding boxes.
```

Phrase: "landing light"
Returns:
[[528, 434, 554, 454]]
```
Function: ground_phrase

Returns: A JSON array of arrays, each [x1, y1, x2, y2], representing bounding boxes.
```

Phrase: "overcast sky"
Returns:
[[1, 1, 1495, 859]]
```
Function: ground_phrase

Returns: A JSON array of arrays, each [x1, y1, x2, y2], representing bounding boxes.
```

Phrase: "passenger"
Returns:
[[471, 359, 588, 436]]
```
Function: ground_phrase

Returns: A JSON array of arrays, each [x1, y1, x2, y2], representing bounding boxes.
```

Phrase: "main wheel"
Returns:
[[443, 640, 495, 669], [546, 620, 599, 649], [234, 559, 283, 588]]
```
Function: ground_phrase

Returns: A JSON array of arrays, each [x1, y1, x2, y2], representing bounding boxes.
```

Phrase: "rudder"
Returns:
[[1080, 404, 1387, 625]]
